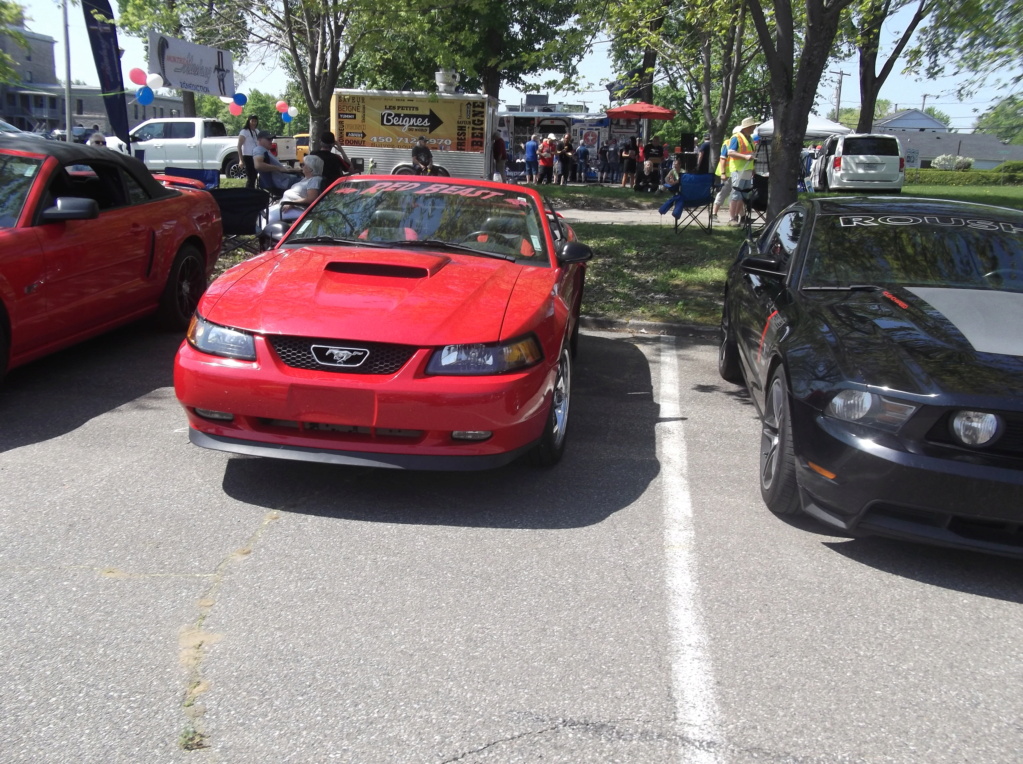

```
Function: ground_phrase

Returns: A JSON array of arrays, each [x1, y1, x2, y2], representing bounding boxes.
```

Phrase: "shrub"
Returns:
[[904, 168, 1023, 186], [995, 160, 1023, 174], [930, 154, 974, 171]]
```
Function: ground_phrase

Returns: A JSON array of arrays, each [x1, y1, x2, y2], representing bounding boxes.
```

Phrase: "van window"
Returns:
[[843, 136, 900, 155]]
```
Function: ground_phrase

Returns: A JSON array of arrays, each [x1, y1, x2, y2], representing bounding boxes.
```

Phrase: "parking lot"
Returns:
[[3, 325, 1023, 763]]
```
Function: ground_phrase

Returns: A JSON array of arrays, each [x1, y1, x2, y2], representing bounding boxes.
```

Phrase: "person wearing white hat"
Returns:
[[537, 134, 556, 184], [726, 116, 759, 224]]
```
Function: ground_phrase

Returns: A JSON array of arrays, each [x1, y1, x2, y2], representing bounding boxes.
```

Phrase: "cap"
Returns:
[[547, 133, 557, 140], [256, 130, 273, 141]]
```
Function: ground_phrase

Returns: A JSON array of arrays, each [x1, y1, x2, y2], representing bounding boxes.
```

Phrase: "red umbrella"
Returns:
[[605, 102, 677, 120]]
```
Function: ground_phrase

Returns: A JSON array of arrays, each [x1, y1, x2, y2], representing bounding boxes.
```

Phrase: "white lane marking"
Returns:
[[656, 335, 723, 763]]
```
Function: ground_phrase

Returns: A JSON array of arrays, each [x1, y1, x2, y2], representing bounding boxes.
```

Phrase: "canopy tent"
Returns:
[[756, 115, 851, 139], [605, 102, 677, 120]]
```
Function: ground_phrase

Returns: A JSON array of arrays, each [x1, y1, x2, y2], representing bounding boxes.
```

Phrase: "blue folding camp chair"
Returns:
[[659, 173, 717, 233], [164, 166, 220, 190]]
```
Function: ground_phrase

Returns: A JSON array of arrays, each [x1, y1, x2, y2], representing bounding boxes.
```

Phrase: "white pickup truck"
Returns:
[[107, 118, 244, 178]]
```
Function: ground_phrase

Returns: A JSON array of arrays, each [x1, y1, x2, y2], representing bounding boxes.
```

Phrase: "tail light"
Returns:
[[899, 157, 905, 172], [832, 156, 841, 170], [270, 141, 279, 156]]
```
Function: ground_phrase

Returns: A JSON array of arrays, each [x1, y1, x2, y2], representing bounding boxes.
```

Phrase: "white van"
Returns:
[[811, 133, 904, 193]]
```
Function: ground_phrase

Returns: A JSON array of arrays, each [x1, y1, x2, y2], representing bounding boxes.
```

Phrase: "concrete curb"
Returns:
[[580, 315, 719, 338]]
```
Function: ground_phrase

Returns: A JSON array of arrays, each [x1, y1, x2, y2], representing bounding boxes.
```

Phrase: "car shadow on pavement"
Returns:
[[0, 322, 182, 454], [823, 537, 1023, 603], [220, 334, 665, 530]]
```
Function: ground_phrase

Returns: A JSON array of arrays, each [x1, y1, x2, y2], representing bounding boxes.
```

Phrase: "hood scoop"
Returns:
[[319, 252, 448, 280]]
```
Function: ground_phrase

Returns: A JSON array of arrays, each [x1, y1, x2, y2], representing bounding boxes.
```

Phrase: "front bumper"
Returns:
[[792, 405, 1023, 557], [174, 337, 554, 470]]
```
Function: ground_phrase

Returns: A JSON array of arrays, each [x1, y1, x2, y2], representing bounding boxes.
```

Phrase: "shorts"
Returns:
[[730, 171, 753, 200], [525, 160, 538, 175]]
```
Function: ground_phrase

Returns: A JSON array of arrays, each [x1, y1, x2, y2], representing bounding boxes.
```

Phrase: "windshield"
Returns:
[[0, 153, 41, 228], [803, 214, 1023, 292], [287, 178, 549, 261]]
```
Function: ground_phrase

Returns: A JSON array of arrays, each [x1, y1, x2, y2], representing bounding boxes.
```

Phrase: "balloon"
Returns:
[[228, 103, 243, 116], [136, 86, 154, 106], [233, 92, 247, 106], [128, 68, 147, 86], [146, 72, 164, 89], [281, 112, 293, 123], [287, 106, 298, 117], [275, 100, 288, 113], [220, 96, 234, 104]]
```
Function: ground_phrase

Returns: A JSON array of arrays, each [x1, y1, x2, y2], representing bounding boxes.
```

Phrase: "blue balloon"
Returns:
[[233, 92, 247, 106], [136, 86, 154, 106], [281, 112, 292, 123]]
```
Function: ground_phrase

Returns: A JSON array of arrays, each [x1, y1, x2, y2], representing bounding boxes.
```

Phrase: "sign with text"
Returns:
[[905, 148, 920, 169], [148, 33, 234, 97], [333, 93, 488, 153]]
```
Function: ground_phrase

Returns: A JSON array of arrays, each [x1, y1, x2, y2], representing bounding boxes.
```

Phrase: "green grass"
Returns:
[[897, 184, 1023, 211], [574, 222, 741, 326]]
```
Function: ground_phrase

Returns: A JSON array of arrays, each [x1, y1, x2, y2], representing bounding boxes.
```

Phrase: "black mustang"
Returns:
[[720, 197, 1023, 557]]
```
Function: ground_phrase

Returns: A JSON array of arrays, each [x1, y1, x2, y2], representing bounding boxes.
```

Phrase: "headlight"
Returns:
[[951, 410, 1001, 447], [825, 389, 917, 431], [187, 315, 257, 361], [426, 336, 543, 375]]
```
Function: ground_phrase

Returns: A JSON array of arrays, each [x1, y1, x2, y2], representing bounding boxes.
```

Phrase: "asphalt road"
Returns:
[[2, 324, 1022, 763]]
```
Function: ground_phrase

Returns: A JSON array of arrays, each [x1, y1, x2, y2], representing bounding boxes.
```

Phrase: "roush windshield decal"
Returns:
[[838, 215, 1023, 234], [907, 287, 1023, 357]]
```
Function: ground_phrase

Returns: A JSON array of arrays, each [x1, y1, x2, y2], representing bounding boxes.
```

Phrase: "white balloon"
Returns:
[[146, 72, 164, 89], [220, 96, 234, 104], [287, 106, 299, 117]]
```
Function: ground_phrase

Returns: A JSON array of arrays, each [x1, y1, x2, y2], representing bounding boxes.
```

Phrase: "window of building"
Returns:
[[34, 96, 43, 108], [5, 93, 14, 107], [49, 97, 56, 109], [25, 71, 32, 82], [76, 99, 84, 115]]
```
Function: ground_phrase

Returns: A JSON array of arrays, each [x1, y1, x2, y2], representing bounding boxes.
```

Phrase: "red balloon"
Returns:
[[128, 68, 147, 86], [228, 103, 243, 116], [275, 100, 288, 113]]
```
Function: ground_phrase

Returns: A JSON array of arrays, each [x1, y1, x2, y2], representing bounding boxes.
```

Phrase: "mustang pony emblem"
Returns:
[[311, 345, 370, 367]]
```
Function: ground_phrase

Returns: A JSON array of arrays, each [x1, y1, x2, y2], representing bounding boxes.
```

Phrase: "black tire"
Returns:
[[531, 347, 572, 467], [392, 166, 416, 176], [718, 304, 743, 384], [759, 368, 801, 515], [156, 244, 206, 331], [223, 155, 245, 179], [434, 166, 450, 177]]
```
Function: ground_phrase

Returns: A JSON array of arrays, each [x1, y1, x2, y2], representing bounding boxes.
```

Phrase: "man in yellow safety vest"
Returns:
[[726, 116, 759, 224]]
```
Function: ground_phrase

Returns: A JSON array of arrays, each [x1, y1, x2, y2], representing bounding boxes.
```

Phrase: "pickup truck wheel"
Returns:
[[223, 156, 245, 179], [156, 244, 206, 331]]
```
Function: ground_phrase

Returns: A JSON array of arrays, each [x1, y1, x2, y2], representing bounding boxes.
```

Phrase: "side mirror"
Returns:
[[261, 221, 289, 247], [39, 197, 99, 222], [741, 256, 785, 275], [557, 240, 593, 264]]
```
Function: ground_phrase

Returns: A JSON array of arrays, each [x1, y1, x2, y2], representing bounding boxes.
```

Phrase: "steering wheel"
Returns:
[[460, 231, 490, 243]]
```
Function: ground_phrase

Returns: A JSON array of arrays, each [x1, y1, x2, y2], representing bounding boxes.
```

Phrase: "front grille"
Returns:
[[268, 335, 418, 374], [925, 411, 1023, 458]]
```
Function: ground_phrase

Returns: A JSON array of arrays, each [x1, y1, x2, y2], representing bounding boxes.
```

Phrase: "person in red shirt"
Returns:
[[492, 132, 508, 182], [537, 134, 556, 185]]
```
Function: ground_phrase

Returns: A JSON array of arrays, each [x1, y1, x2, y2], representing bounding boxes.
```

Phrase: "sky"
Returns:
[[22, 0, 1012, 132]]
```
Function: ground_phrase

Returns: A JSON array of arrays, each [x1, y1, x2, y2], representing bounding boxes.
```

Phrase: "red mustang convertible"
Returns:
[[174, 176, 592, 470], [0, 136, 221, 380]]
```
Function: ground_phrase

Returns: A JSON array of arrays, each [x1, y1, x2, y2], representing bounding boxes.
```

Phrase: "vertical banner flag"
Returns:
[[82, 0, 129, 144]]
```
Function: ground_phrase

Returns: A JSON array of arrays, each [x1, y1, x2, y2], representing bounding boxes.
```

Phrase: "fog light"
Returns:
[[452, 430, 492, 441], [951, 411, 1000, 447], [194, 408, 234, 421]]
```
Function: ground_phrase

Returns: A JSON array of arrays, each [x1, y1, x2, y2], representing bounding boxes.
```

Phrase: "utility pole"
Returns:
[[829, 70, 849, 123]]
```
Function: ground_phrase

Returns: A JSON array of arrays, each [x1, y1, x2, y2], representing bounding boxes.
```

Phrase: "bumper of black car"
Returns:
[[792, 407, 1023, 558]]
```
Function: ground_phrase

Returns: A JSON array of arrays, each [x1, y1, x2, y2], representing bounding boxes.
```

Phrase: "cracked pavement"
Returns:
[[2, 324, 1023, 762]]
